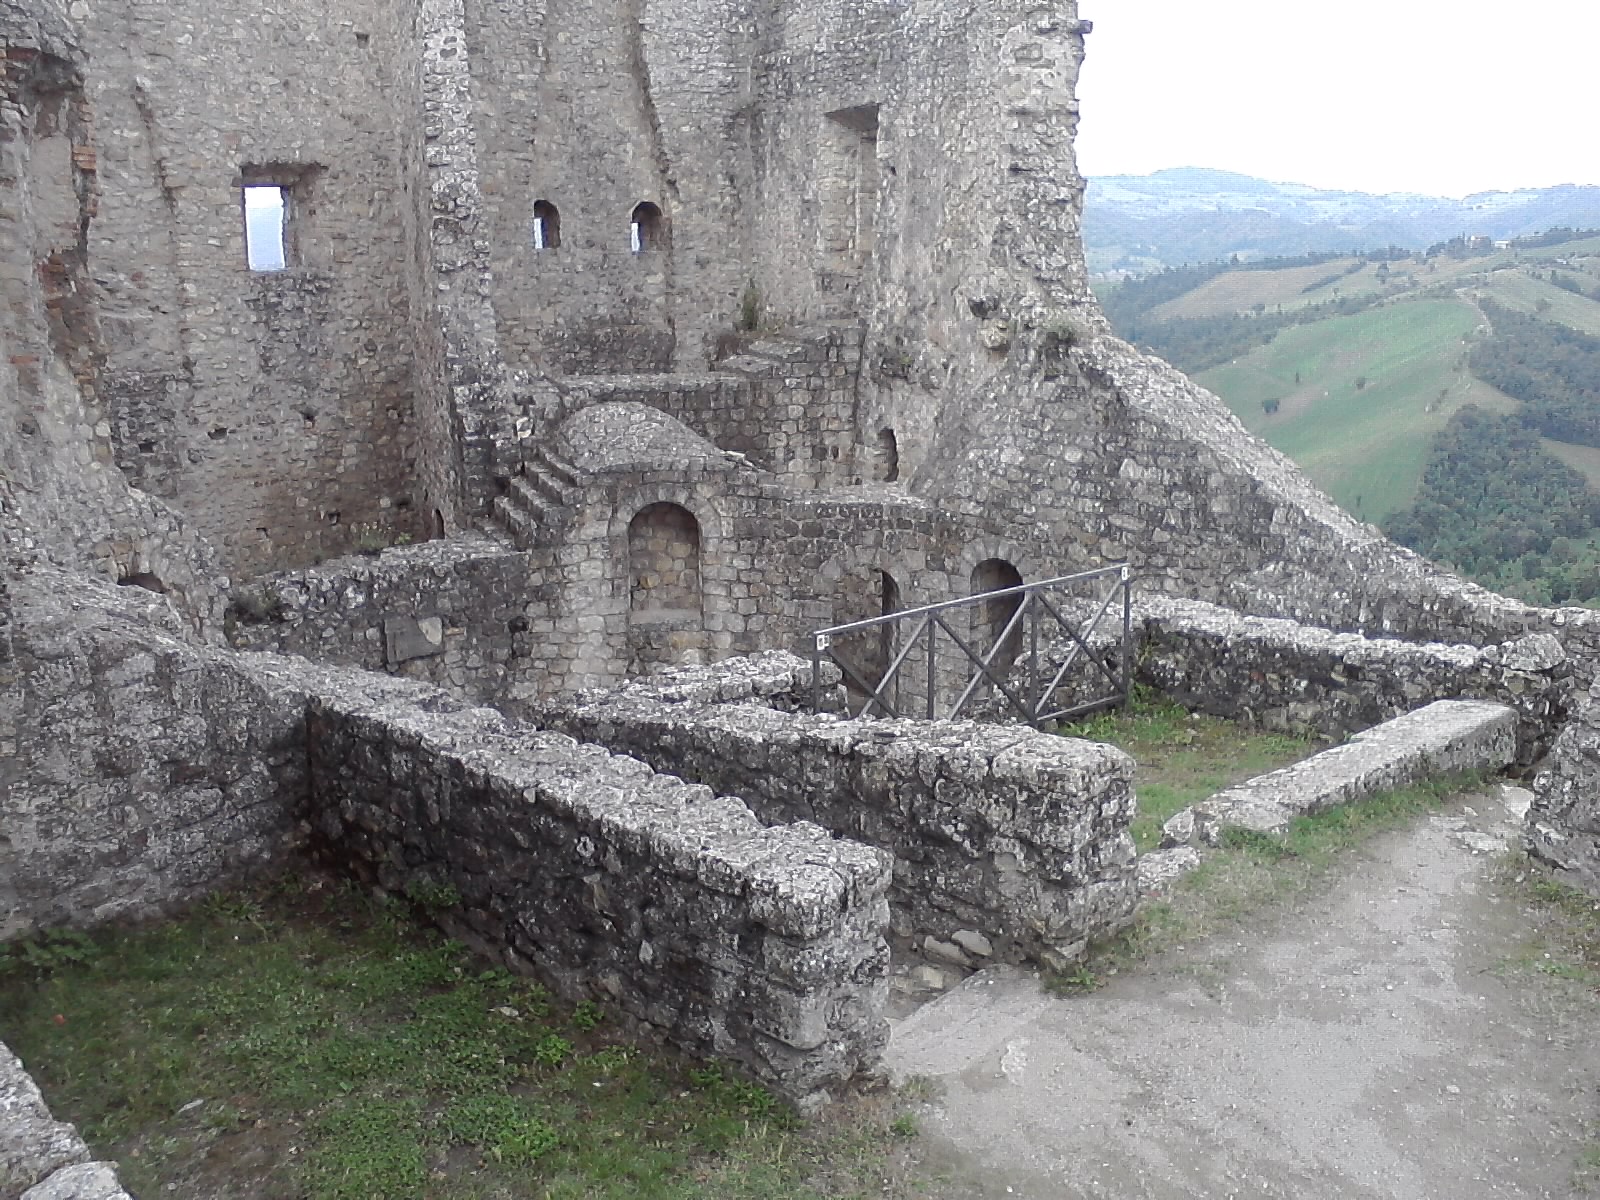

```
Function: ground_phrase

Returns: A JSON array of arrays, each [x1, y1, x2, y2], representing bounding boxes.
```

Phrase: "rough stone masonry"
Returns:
[[9, 0, 1600, 1157]]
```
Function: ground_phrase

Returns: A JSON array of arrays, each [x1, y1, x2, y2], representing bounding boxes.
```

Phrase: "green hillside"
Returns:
[[1196, 299, 1518, 522], [1097, 231, 1600, 602]]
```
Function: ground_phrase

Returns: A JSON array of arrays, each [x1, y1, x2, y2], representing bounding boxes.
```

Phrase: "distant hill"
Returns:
[[1085, 167, 1600, 276], [1092, 231, 1600, 605]]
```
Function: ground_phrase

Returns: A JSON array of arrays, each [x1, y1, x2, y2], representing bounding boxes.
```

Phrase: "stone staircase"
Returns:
[[490, 443, 581, 549]]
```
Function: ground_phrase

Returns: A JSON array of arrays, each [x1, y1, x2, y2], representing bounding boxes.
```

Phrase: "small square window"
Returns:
[[243, 184, 288, 271]]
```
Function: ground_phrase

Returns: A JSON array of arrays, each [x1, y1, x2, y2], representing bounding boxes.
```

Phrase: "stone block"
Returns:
[[384, 615, 445, 665], [1187, 700, 1516, 846]]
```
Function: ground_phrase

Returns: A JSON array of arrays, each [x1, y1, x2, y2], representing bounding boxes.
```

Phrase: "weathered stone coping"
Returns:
[[537, 654, 1141, 968], [1162, 699, 1517, 848], [1527, 678, 1600, 896], [248, 655, 893, 1107], [0, 1042, 132, 1199]]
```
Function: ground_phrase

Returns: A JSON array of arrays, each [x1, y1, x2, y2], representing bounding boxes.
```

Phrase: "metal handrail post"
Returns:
[[948, 588, 1037, 720]]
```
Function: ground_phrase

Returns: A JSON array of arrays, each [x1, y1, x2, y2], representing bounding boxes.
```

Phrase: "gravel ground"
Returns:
[[888, 787, 1600, 1199]]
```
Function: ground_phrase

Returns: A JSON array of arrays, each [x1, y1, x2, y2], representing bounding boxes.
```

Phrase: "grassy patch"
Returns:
[[1493, 857, 1600, 989], [1061, 692, 1318, 851], [0, 878, 931, 1200], [1046, 773, 1485, 994]]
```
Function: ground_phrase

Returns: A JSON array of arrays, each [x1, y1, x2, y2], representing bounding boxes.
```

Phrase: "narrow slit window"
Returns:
[[243, 185, 288, 271], [630, 201, 665, 254], [532, 199, 560, 250]]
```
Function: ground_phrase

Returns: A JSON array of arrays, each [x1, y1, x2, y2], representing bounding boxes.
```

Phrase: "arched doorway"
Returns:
[[830, 566, 901, 713], [970, 558, 1024, 673]]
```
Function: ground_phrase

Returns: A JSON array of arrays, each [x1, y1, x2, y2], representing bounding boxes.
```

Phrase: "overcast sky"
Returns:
[[1073, 0, 1600, 198]]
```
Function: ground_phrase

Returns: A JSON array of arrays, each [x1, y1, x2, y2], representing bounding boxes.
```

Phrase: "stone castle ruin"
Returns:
[[6, 0, 1600, 1158]]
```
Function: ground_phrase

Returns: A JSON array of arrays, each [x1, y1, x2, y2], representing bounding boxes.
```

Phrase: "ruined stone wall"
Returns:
[[1, 570, 304, 941], [560, 324, 864, 485], [229, 429, 1063, 708], [224, 535, 542, 699], [464, 0, 752, 375], [540, 659, 1139, 966], [277, 658, 892, 1106], [1529, 680, 1600, 896], [748, 0, 900, 328], [1129, 598, 1571, 769], [53, 0, 427, 576], [1, 3, 227, 633]]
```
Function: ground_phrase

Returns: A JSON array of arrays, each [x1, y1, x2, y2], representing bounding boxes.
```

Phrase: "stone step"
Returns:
[[521, 464, 566, 508], [719, 354, 776, 378], [741, 337, 809, 362], [535, 446, 580, 489], [491, 494, 541, 548], [1165, 699, 1517, 847], [505, 475, 553, 518]]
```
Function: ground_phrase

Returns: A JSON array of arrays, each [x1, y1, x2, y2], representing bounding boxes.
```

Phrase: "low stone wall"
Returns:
[[225, 533, 537, 702], [250, 657, 892, 1106], [1, 1042, 131, 1199], [3, 570, 304, 940], [1038, 597, 1569, 767], [552, 649, 843, 714], [1528, 679, 1600, 895], [1167, 700, 1517, 846], [538, 658, 1140, 967]]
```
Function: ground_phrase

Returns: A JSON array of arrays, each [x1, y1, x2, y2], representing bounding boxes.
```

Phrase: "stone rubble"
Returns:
[[0, 1044, 131, 1200]]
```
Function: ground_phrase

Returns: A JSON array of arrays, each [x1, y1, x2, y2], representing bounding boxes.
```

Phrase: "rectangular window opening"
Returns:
[[243, 184, 289, 271]]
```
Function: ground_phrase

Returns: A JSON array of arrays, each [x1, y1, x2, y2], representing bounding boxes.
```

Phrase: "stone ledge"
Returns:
[[1165, 699, 1516, 847]]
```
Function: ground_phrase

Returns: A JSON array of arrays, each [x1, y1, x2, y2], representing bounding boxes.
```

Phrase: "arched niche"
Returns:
[[627, 502, 702, 617]]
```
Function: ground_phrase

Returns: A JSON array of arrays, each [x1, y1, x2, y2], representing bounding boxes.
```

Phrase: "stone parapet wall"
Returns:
[[2, 570, 304, 941], [1169, 700, 1518, 847], [538, 660, 1139, 965], [225, 534, 537, 700], [0, 1042, 131, 1200], [264, 657, 892, 1106], [1130, 597, 1571, 767], [1528, 679, 1600, 896]]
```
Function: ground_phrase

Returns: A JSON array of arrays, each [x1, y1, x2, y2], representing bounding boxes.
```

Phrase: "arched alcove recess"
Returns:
[[532, 199, 561, 250], [874, 428, 899, 483], [970, 558, 1024, 672], [628, 502, 702, 618], [630, 201, 667, 253]]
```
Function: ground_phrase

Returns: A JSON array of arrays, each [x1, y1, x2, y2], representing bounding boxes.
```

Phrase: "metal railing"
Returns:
[[810, 564, 1133, 727]]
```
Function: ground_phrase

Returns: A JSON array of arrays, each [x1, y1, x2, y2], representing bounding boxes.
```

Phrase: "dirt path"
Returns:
[[888, 788, 1600, 1199]]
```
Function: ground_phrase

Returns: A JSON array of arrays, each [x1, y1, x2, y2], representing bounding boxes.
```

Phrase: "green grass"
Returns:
[[1473, 271, 1600, 337], [1542, 438, 1600, 490], [1062, 693, 1318, 852], [1148, 258, 1367, 320], [1047, 773, 1486, 993], [0, 879, 931, 1200], [1493, 858, 1600, 989], [1198, 298, 1520, 521]]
